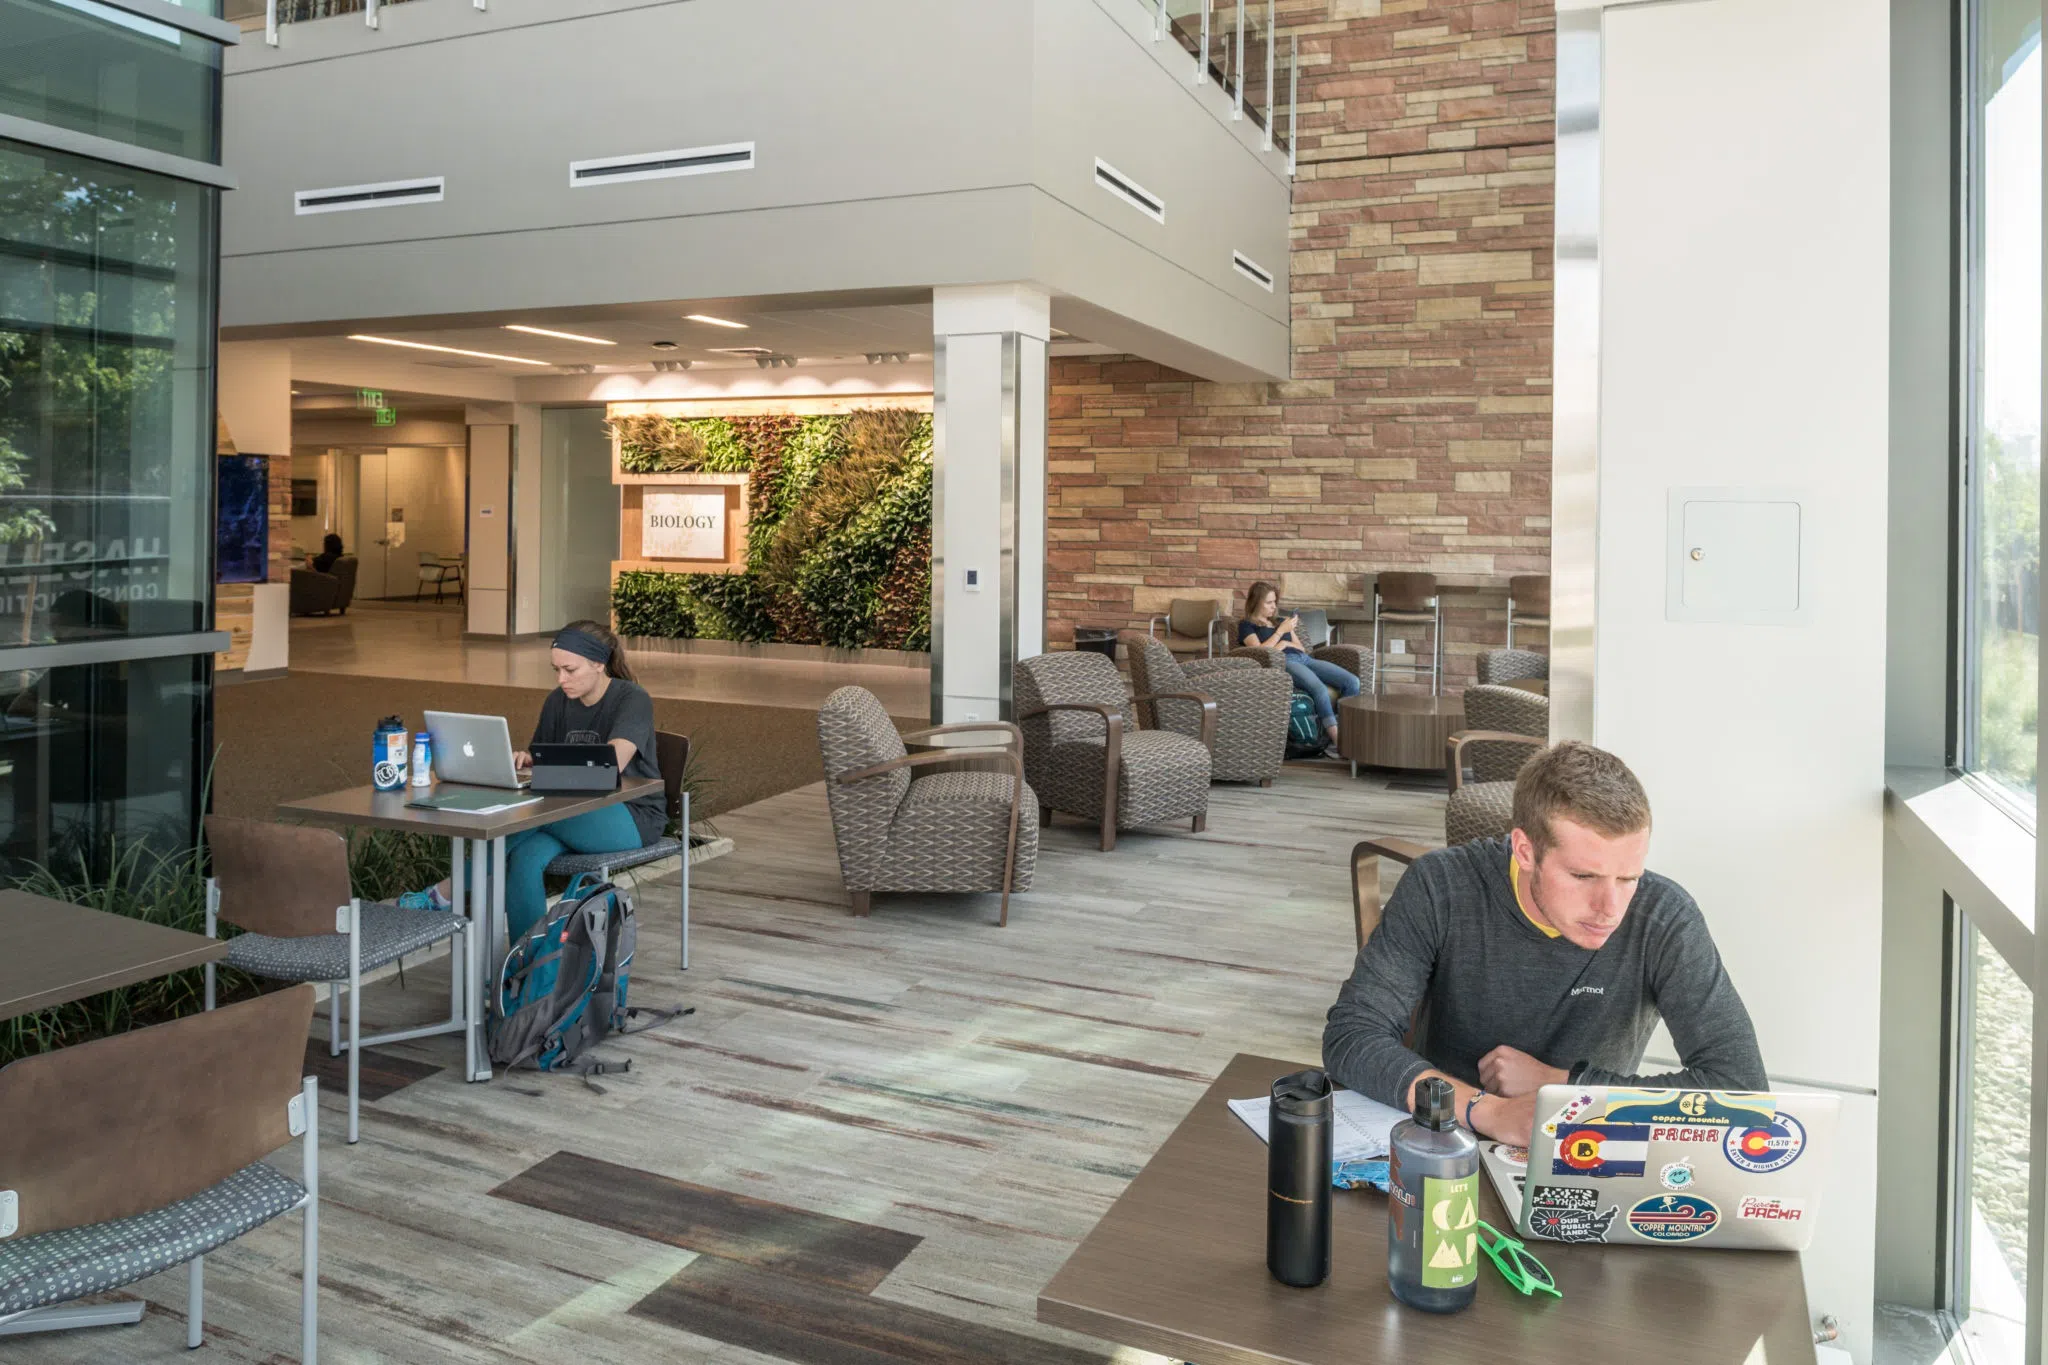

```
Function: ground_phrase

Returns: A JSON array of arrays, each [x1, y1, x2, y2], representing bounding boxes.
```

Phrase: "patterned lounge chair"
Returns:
[[1123, 631, 1291, 786]]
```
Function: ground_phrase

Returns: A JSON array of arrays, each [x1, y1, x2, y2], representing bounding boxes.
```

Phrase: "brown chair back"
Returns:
[[1122, 632, 1188, 730], [1377, 572, 1438, 613], [1510, 574, 1550, 616], [1168, 598, 1219, 640], [655, 730, 691, 828], [206, 815, 353, 937], [0, 984, 316, 1238]]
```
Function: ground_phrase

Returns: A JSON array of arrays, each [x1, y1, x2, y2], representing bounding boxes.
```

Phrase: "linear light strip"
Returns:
[[347, 334, 551, 366], [504, 324, 615, 345], [685, 314, 748, 329]]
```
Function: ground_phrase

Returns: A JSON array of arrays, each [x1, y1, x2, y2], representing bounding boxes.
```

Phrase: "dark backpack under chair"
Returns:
[[488, 874, 685, 1080], [1285, 691, 1325, 760]]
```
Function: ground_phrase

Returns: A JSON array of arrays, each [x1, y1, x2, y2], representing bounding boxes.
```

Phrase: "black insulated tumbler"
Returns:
[[1266, 1068, 1333, 1288]]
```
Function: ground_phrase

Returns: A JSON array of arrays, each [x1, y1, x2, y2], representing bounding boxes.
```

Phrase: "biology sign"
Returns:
[[642, 491, 726, 560]]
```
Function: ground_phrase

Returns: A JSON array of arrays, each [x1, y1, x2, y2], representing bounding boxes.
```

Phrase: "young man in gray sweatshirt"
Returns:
[[1322, 741, 1766, 1146]]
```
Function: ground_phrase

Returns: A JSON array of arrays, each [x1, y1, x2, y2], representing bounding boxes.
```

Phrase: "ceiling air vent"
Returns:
[[295, 176, 445, 216], [570, 142, 755, 188], [1093, 158, 1164, 224], [1232, 250, 1274, 292]]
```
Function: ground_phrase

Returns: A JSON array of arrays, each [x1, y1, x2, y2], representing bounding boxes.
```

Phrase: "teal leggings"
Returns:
[[505, 804, 643, 941]]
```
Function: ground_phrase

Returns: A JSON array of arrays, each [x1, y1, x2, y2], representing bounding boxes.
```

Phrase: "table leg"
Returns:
[[491, 834, 508, 971], [680, 789, 691, 971], [468, 837, 493, 1082], [451, 836, 471, 1080]]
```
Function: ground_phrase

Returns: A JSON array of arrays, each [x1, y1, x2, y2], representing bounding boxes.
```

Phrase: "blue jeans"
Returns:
[[504, 805, 643, 941], [1284, 653, 1361, 728]]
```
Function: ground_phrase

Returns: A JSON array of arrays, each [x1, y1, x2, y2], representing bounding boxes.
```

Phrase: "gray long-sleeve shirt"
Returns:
[[1323, 837, 1767, 1110]]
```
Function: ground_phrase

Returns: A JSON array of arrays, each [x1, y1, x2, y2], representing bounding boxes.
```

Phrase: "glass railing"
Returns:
[[1143, 0, 1296, 168], [222, 0, 422, 40]]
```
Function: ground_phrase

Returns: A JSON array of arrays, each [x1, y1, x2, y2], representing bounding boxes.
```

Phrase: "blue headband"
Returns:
[[552, 628, 610, 665]]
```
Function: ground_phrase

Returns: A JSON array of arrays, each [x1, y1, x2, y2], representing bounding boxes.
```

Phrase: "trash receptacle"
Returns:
[[1073, 626, 1118, 662]]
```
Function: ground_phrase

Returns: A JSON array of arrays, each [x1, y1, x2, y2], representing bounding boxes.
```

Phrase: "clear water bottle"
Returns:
[[410, 732, 433, 788], [1387, 1077, 1481, 1312]]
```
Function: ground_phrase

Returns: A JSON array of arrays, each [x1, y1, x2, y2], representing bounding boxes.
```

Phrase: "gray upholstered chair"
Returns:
[[205, 815, 470, 1144], [0, 986, 320, 1358], [1015, 650, 1212, 852], [1445, 684, 1549, 847], [1476, 647, 1549, 687], [1147, 597, 1228, 659], [1230, 633, 1375, 691], [1123, 631, 1289, 786], [817, 686, 1036, 925], [1349, 685, 1548, 950], [547, 730, 693, 968]]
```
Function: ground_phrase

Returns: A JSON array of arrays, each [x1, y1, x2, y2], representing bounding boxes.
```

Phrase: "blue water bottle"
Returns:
[[373, 716, 408, 791], [410, 732, 433, 788]]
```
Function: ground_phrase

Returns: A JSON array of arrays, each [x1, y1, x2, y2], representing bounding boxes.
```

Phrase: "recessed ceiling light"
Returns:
[[651, 340, 679, 350], [503, 324, 616, 346], [348, 334, 551, 366], [685, 313, 748, 329]]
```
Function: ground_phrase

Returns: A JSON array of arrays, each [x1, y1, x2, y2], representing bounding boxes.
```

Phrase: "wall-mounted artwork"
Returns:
[[608, 403, 932, 651], [215, 454, 269, 585]]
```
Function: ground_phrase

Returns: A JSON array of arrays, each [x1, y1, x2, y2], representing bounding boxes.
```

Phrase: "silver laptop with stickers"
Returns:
[[1479, 1084, 1839, 1251], [422, 711, 528, 790]]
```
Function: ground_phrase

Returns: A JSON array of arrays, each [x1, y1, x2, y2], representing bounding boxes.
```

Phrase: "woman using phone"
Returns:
[[400, 620, 664, 939], [1237, 580, 1358, 756]]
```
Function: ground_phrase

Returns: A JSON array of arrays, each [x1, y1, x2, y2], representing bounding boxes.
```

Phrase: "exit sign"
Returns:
[[356, 388, 384, 409], [372, 407, 397, 427]]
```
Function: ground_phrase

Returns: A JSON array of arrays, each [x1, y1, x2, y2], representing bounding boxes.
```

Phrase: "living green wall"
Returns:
[[610, 409, 932, 652]]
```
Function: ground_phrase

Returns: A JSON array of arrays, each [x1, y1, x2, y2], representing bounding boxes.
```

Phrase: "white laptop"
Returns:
[[1481, 1083, 1838, 1251], [423, 712, 527, 790]]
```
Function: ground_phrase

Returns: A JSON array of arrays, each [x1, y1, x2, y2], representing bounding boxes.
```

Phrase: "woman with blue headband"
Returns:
[[399, 619, 663, 939]]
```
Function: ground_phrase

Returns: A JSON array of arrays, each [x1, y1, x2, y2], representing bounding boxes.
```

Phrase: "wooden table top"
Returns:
[[278, 777, 663, 841], [1038, 1053, 1814, 1365], [1339, 693, 1465, 719], [0, 890, 228, 1022]]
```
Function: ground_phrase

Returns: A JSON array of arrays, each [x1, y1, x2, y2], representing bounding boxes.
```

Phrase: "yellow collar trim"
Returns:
[[1510, 857, 1561, 938]]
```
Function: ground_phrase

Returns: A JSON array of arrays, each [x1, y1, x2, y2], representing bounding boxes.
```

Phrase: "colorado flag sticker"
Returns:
[[1550, 1124, 1651, 1178]]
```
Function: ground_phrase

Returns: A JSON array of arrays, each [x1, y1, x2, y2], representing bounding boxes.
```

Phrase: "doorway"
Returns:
[[354, 449, 391, 600]]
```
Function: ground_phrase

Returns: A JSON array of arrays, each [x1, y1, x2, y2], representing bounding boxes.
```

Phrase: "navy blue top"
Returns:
[[1237, 618, 1304, 655]]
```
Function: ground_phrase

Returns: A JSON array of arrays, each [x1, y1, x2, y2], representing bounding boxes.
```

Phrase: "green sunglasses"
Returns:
[[1475, 1221, 1562, 1298]]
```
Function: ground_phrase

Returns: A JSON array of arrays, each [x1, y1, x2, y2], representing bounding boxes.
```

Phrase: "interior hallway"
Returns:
[[289, 600, 932, 719], [20, 764, 1440, 1364]]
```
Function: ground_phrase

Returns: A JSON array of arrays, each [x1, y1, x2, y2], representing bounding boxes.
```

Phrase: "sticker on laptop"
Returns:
[[1525, 1185, 1618, 1244], [1659, 1159, 1695, 1191], [1737, 1196, 1806, 1223], [1724, 1113, 1807, 1175], [1539, 1091, 1601, 1138], [1598, 1089, 1776, 1129], [1626, 1193, 1720, 1243], [1489, 1143, 1529, 1169], [1551, 1124, 1650, 1179]]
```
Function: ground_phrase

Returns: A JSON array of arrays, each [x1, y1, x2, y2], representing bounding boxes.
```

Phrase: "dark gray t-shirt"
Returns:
[[1323, 837, 1767, 1110], [531, 678, 663, 844]]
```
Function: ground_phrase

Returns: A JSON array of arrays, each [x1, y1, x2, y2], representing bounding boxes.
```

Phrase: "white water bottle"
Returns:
[[410, 732, 433, 787]]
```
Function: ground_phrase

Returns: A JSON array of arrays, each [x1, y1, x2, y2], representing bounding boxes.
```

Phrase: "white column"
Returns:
[[931, 284, 1049, 723], [465, 409, 512, 636]]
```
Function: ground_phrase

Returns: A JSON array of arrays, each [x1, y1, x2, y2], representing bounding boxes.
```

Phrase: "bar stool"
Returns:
[[1372, 571, 1442, 695], [1507, 574, 1550, 648]]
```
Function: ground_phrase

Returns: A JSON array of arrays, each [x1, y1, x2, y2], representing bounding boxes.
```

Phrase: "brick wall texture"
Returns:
[[1046, 0, 1554, 688]]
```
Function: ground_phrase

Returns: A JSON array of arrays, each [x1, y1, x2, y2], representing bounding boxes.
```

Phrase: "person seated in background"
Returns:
[[1322, 741, 1767, 1145], [1236, 580, 1357, 757], [310, 533, 345, 575], [400, 620, 665, 938]]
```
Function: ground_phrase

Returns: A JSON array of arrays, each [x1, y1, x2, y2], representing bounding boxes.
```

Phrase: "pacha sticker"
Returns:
[[1525, 1185, 1619, 1244], [1659, 1160, 1695, 1191], [1626, 1193, 1720, 1243], [1737, 1196, 1806, 1222], [1551, 1124, 1650, 1179], [1724, 1113, 1807, 1175]]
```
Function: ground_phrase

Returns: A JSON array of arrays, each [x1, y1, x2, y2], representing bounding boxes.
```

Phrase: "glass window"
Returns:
[[1963, 0, 2042, 816], [0, 138, 216, 644], [0, 651, 206, 874], [0, 0, 222, 164], [1957, 923, 2032, 1363]]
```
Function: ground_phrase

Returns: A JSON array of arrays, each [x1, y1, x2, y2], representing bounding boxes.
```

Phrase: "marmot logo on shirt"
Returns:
[[1570, 985, 1606, 997]]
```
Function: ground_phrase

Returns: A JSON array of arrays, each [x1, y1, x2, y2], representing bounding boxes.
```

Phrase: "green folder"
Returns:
[[404, 788, 543, 815]]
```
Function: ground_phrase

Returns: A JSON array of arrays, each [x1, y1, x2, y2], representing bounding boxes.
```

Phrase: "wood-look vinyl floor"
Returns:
[[15, 761, 1443, 1365]]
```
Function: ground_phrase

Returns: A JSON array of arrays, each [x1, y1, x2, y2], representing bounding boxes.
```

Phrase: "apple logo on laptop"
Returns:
[[462, 741, 475, 758]]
